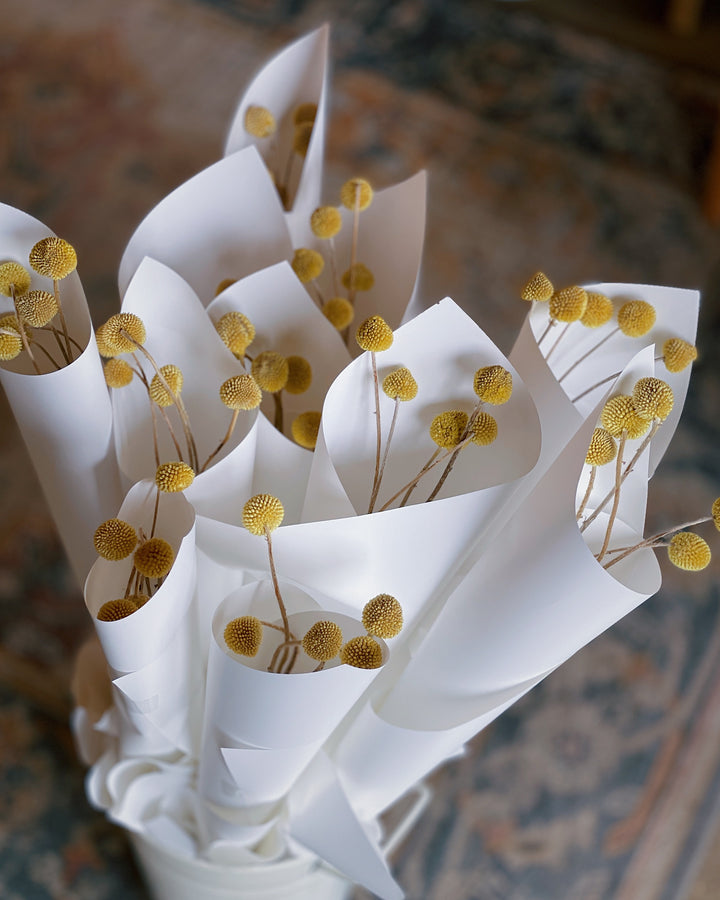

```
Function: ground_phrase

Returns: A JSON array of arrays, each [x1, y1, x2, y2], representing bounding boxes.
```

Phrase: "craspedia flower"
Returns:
[[243, 105, 276, 138], [134, 538, 174, 578], [663, 337, 697, 373], [469, 411, 498, 446], [29, 237, 77, 280], [224, 616, 263, 657], [98, 313, 146, 354], [322, 297, 354, 330], [293, 102, 317, 125], [430, 410, 469, 449], [93, 518, 137, 561], [520, 271, 553, 303], [97, 599, 138, 622], [0, 261, 31, 296], [712, 497, 720, 531], [340, 177, 373, 211], [219, 374, 262, 410], [291, 248, 324, 284], [585, 428, 617, 466], [340, 635, 383, 669], [0, 323, 22, 361], [617, 300, 656, 337], [356, 315, 393, 352], [215, 311, 255, 356], [94, 324, 116, 358], [291, 411, 322, 449], [342, 262, 375, 292], [549, 285, 588, 323], [155, 461, 195, 493], [149, 364, 184, 407], [667, 532, 711, 572], [473, 365, 513, 405], [362, 594, 403, 639], [599, 395, 650, 439], [215, 278, 237, 296], [382, 367, 418, 401], [302, 620, 343, 662], [292, 121, 314, 158], [285, 355, 312, 394], [242, 493, 284, 535], [580, 292, 614, 329], [129, 593, 150, 610], [310, 206, 342, 239], [632, 377, 674, 422], [252, 351, 289, 393], [15, 289, 58, 327]]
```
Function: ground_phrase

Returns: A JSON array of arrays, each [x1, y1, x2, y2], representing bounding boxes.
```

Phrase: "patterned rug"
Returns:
[[1, 1, 720, 897]]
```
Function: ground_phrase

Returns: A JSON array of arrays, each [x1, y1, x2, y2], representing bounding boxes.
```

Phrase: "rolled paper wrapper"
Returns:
[[84, 480, 198, 757], [0, 203, 123, 585], [224, 25, 330, 241]]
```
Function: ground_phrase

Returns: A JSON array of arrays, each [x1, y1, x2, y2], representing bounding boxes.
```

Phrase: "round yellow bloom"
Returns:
[[322, 297, 354, 330], [617, 300, 656, 337], [155, 461, 195, 493], [667, 532, 711, 572], [549, 285, 588, 323], [93, 518, 137, 561], [293, 121, 314, 158], [219, 374, 262, 410], [663, 338, 697, 373], [342, 263, 375, 292], [0, 261, 31, 297], [251, 351, 289, 393], [470, 411, 498, 446], [243, 494, 284, 535], [0, 324, 22, 361], [15, 290, 58, 327], [29, 237, 77, 280], [98, 313, 146, 354], [215, 311, 255, 357], [310, 206, 342, 239], [520, 271, 554, 303], [291, 248, 324, 284], [149, 364, 183, 407], [430, 410, 469, 449], [356, 315, 393, 352], [340, 635, 383, 669], [599, 395, 650, 439], [134, 538, 174, 578], [340, 177, 373, 211], [302, 620, 343, 662], [712, 497, 720, 531], [104, 359, 134, 393], [94, 324, 116, 358], [382, 367, 418, 401], [225, 616, 263, 657], [632, 377, 674, 422], [129, 593, 149, 610], [285, 355, 312, 394], [293, 102, 317, 125], [362, 594, 403, 639], [585, 428, 617, 466], [97, 599, 138, 622], [244, 105, 276, 138], [291, 411, 322, 449], [473, 365, 513, 405], [580, 292, 614, 328]]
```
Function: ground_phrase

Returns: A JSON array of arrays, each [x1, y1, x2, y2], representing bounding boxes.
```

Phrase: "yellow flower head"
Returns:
[[362, 594, 403, 639], [93, 518, 137, 561], [0, 261, 31, 297], [134, 537, 174, 578], [473, 365, 513, 405], [302, 620, 343, 662], [291, 248, 324, 284], [215, 311, 255, 357], [322, 296, 354, 330], [470, 411, 498, 446], [340, 635, 383, 669], [97, 599, 138, 622], [129, 593, 150, 610], [340, 177, 373, 211], [356, 315, 393, 352], [293, 121, 314, 158], [243, 493, 284, 535], [430, 410, 469, 449], [599, 395, 650, 439], [382, 367, 418, 402], [293, 102, 317, 125], [712, 497, 720, 531], [155, 461, 195, 492], [244, 105, 276, 138], [580, 292, 614, 329], [219, 374, 262, 410], [251, 350, 289, 393], [225, 616, 263, 657], [291, 411, 322, 450], [617, 300, 656, 337], [662, 337, 697, 373], [98, 313, 146, 354], [342, 262, 375, 292], [310, 206, 342, 239], [632, 377, 674, 422], [29, 237, 77, 280], [285, 355, 312, 395], [15, 290, 58, 327], [215, 278, 237, 296], [549, 285, 588, 323], [149, 364, 184, 407], [520, 271, 553, 303], [585, 428, 617, 466], [0, 324, 22, 361], [667, 532, 711, 572]]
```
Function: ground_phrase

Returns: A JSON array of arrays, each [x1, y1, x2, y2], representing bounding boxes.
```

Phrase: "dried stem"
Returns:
[[52, 279, 74, 362], [348, 184, 361, 307], [33, 341, 63, 371], [201, 409, 240, 472], [576, 466, 596, 520], [536, 318, 555, 349], [603, 515, 713, 569], [425, 403, 482, 503], [544, 322, 571, 362], [329, 237, 340, 297], [368, 351, 382, 513], [265, 528, 290, 673], [369, 395, 400, 513], [558, 327, 619, 384], [596, 431, 626, 562], [151, 488, 160, 539], [570, 355, 664, 404], [273, 392, 284, 433], [134, 359, 183, 463]]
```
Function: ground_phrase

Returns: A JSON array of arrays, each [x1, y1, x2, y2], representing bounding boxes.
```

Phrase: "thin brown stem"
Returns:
[[545, 322, 571, 363], [603, 515, 713, 569], [368, 352, 382, 513], [52, 280, 74, 362], [313, 661, 326, 672], [329, 237, 340, 297], [348, 184, 361, 307], [201, 408, 240, 472], [570, 356, 664, 404], [268, 639, 300, 674], [369, 396, 400, 514], [307, 280, 325, 309], [33, 341, 63, 371], [151, 489, 160, 538], [597, 432, 626, 562], [379, 446, 449, 512], [265, 529, 290, 673], [43, 325, 83, 357], [536, 318, 555, 349], [123, 565, 138, 599], [576, 466, 597, 520], [134, 357, 185, 462], [558, 327, 619, 384], [273, 392, 284, 433], [425, 403, 483, 503]]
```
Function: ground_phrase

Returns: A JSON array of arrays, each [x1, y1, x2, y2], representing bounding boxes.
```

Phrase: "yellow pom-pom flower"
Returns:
[[322, 297, 354, 330], [149, 364, 183, 407], [302, 620, 343, 662], [97, 599, 138, 622], [291, 411, 322, 449], [599, 395, 650, 439], [15, 289, 58, 327], [617, 300, 656, 337], [470, 411, 498, 446], [134, 538, 174, 578], [342, 263, 375, 292], [293, 102, 317, 125], [93, 518, 137, 561], [0, 261, 31, 297], [215, 311, 255, 357], [293, 121, 314, 158], [340, 635, 384, 669], [285, 355, 312, 394], [291, 248, 324, 284], [667, 532, 711, 572], [663, 337, 697, 373], [252, 351, 289, 393], [0, 323, 22, 361], [712, 497, 720, 531], [129, 594, 149, 610], [382, 367, 418, 401], [549, 285, 588, 323], [98, 313, 146, 354], [310, 206, 342, 239], [473, 365, 513, 405], [243, 494, 284, 535], [356, 315, 393, 352], [29, 237, 77, 280], [631, 377, 674, 422], [585, 428, 617, 466], [219, 374, 262, 410], [362, 594, 403, 639], [340, 177, 373, 211], [580, 292, 614, 328], [225, 616, 263, 657], [430, 410, 469, 449], [520, 272, 554, 303], [155, 461, 195, 493], [243, 105, 276, 138]]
